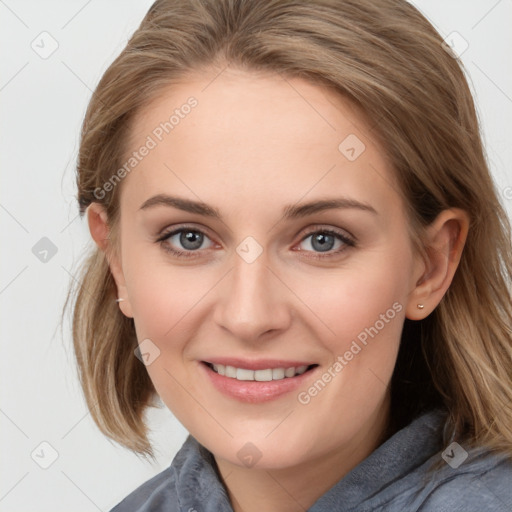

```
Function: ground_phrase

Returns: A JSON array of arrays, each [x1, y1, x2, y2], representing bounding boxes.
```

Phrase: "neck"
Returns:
[[214, 397, 391, 512]]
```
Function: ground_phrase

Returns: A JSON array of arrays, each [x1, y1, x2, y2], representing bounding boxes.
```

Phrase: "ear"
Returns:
[[406, 208, 469, 320], [87, 203, 134, 318]]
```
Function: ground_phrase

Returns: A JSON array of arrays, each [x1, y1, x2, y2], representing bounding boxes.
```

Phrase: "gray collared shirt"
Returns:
[[110, 408, 512, 511]]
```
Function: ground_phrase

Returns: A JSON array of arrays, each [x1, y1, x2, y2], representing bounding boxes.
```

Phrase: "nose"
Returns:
[[212, 246, 292, 343]]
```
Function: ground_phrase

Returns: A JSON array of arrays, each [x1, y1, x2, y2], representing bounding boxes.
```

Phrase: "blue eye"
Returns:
[[156, 225, 355, 259], [157, 227, 213, 258], [297, 229, 355, 258]]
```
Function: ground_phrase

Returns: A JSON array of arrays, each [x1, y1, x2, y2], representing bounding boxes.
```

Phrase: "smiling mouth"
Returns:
[[202, 362, 319, 381]]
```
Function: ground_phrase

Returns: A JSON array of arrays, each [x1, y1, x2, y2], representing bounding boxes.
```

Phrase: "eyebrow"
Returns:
[[139, 194, 378, 219]]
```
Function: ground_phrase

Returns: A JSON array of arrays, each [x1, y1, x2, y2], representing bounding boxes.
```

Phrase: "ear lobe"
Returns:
[[405, 208, 469, 320], [86, 203, 134, 318]]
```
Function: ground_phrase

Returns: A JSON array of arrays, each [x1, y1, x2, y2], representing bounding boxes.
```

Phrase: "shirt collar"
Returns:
[[172, 408, 447, 511]]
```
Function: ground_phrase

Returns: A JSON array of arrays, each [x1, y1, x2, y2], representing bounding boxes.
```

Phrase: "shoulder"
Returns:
[[108, 434, 232, 512], [417, 447, 512, 512], [109, 464, 177, 512], [109, 435, 194, 512]]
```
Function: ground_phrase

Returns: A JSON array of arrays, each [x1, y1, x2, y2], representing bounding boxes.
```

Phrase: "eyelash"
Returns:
[[155, 225, 356, 260]]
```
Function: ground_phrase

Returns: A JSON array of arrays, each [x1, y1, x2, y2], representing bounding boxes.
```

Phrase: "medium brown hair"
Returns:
[[65, 0, 512, 459]]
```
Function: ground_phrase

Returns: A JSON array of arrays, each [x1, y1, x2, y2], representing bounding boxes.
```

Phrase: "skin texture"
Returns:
[[88, 67, 469, 512]]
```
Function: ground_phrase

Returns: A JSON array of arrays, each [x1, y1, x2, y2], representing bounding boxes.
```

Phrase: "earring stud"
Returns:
[[116, 298, 125, 303], [417, 304, 425, 309]]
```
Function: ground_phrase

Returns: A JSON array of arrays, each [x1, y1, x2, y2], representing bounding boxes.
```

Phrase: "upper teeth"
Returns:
[[211, 364, 309, 381]]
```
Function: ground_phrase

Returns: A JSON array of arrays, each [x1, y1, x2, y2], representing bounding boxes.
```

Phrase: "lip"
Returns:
[[198, 360, 319, 403], [203, 357, 316, 371]]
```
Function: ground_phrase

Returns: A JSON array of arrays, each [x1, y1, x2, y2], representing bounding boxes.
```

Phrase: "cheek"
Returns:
[[126, 276, 174, 339], [297, 251, 411, 352], [122, 240, 207, 339], [122, 250, 211, 423]]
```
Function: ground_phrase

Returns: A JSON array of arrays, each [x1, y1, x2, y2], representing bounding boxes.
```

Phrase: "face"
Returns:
[[106, 68, 423, 470]]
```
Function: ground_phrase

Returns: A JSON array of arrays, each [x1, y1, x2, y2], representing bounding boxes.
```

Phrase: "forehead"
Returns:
[[120, 69, 401, 221]]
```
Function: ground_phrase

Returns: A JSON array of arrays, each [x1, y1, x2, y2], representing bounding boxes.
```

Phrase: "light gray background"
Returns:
[[1, 1, 511, 510]]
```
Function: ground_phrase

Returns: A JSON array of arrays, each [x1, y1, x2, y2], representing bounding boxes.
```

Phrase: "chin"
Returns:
[[200, 433, 315, 471]]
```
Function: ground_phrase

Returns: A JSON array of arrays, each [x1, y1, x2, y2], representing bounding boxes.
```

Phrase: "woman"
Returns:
[[67, 0, 512, 510]]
